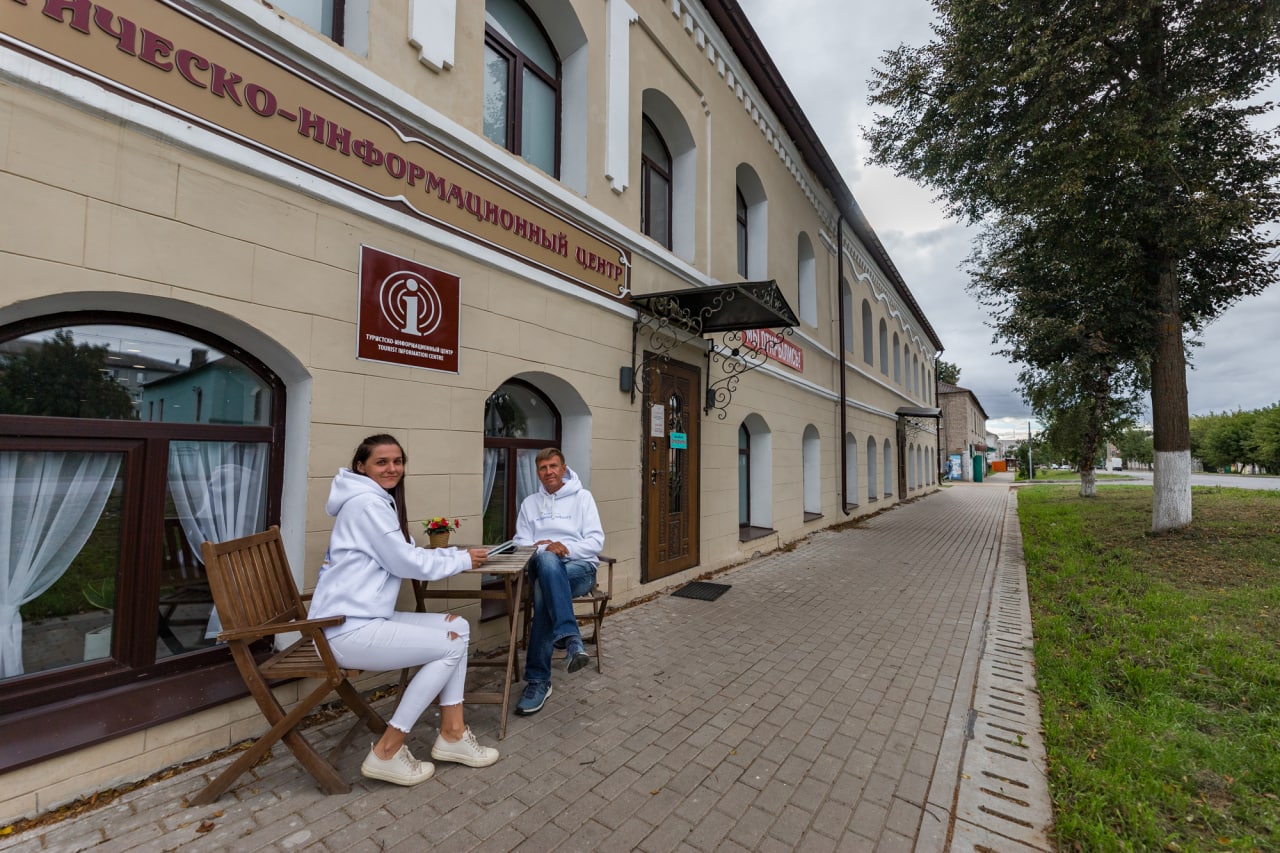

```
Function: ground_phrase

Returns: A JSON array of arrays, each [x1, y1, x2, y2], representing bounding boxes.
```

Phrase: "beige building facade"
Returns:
[[0, 0, 942, 820]]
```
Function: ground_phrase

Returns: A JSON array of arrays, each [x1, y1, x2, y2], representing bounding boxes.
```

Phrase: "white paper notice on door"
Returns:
[[650, 404, 665, 438]]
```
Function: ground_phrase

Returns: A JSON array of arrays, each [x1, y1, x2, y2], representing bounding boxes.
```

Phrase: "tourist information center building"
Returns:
[[0, 0, 943, 819]]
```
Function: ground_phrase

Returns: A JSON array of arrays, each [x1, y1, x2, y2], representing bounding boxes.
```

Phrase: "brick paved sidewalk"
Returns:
[[2, 480, 1049, 852]]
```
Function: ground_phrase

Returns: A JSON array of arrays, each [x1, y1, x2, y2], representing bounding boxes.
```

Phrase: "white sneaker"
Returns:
[[430, 726, 500, 768], [360, 744, 435, 786]]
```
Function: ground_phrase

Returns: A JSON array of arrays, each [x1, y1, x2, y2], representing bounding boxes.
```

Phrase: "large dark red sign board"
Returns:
[[357, 246, 461, 373]]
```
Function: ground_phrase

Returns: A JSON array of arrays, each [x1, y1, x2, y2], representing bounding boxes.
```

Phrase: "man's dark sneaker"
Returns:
[[515, 682, 552, 716], [565, 637, 590, 673]]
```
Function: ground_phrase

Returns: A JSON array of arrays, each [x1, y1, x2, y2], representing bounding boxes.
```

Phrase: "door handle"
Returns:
[[650, 468, 658, 485]]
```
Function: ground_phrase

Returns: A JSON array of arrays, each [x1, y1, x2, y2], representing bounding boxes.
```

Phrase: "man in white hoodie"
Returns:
[[512, 448, 604, 716]]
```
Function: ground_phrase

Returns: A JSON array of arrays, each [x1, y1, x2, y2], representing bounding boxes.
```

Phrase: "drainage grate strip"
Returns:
[[951, 490, 1054, 852]]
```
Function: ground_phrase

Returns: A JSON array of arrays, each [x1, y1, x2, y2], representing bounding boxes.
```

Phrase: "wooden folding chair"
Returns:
[[522, 555, 615, 672], [190, 526, 386, 805]]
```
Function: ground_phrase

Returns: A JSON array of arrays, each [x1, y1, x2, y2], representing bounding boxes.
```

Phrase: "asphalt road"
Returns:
[[1074, 469, 1280, 491]]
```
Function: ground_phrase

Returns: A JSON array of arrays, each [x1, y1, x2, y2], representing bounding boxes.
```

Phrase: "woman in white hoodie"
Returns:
[[309, 434, 499, 786]]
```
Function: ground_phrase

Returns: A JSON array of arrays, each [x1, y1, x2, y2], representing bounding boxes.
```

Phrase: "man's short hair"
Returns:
[[535, 447, 565, 465]]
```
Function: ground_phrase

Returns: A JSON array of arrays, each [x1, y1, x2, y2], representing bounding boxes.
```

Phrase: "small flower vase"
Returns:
[[428, 531, 450, 548]]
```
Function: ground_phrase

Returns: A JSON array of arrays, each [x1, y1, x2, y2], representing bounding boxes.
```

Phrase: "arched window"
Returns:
[[797, 233, 817, 327], [736, 164, 767, 279], [482, 379, 560, 543], [640, 116, 672, 249], [883, 438, 894, 496], [844, 432, 858, 509], [866, 435, 878, 502], [735, 188, 749, 278], [841, 280, 854, 353], [802, 425, 821, 519], [892, 332, 901, 383], [862, 301, 874, 365], [641, 89, 696, 259], [739, 414, 773, 537], [878, 319, 889, 376], [0, 313, 283, 745], [273, 0, 368, 51], [484, 0, 560, 177]]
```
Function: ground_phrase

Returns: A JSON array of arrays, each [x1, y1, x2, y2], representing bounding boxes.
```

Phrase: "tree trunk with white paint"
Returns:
[[1079, 466, 1097, 497], [1150, 262, 1192, 531]]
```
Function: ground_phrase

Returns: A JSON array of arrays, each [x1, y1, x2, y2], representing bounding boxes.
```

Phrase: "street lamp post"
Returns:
[[1028, 421, 1033, 481]]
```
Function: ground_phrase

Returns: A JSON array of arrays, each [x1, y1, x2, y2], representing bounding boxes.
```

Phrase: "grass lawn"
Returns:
[[1016, 469, 1133, 482], [1018, 484, 1280, 851]]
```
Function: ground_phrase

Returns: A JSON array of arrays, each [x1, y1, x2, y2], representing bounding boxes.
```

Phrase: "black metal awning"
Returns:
[[896, 406, 942, 419], [629, 281, 799, 418], [897, 405, 942, 437], [630, 280, 798, 334]]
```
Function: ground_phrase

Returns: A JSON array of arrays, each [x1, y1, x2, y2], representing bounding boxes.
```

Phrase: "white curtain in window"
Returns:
[[168, 442, 268, 637], [482, 448, 499, 512], [515, 448, 539, 506], [168, 442, 269, 552], [0, 451, 122, 678]]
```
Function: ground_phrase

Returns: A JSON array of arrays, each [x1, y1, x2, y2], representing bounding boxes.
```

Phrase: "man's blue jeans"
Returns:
[[524, 550, 596, 685]]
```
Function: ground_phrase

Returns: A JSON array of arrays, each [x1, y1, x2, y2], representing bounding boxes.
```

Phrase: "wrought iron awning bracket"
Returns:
[[630, 307, 707, 405], [896, 408, 942, 437], [630, 282, 799, 414], [902, 416, 939, 436], [704, 326, 798, 420]]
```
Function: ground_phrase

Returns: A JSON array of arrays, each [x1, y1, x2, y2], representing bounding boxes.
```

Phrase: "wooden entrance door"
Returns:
[[642, 354, 700, 581]]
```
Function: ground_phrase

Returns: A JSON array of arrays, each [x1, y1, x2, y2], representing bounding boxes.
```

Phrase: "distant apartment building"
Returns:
[[939, 381, 990, 481]]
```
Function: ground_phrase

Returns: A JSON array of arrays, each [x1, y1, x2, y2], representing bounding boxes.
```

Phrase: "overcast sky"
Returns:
[[735, 0, 1280, 440]]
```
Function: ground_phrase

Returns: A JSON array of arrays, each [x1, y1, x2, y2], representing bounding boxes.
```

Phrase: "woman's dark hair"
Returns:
[[352, 433, 411, 542]]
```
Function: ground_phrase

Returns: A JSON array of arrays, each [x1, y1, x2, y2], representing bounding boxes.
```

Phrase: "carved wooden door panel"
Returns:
[[642, 355, 700, 581]]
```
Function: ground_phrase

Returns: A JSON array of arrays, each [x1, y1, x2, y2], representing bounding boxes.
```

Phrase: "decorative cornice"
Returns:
[[667, 0, 837, 233], [669, 1, 940, 359], [842, 243, 934, 359]]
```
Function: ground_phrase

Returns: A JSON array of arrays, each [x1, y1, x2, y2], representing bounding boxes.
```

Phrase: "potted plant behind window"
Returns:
[[422, 517, 461, 548], [81, 577, 115, 660]]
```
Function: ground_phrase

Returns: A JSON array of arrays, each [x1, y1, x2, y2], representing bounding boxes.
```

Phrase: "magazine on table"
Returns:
[[485, 539, 519, 556]]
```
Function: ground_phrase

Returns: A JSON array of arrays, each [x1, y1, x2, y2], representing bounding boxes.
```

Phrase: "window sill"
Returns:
[[0, 655, 249, 774], [803, 511, 822, 523], [738, 525, 774, 543]]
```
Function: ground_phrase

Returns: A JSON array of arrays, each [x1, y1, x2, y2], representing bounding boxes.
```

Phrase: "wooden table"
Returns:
[[403, 546, 533, 739]]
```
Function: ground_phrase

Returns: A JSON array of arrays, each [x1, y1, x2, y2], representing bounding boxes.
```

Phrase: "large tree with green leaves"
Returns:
[[1023, 363, 1142, 494], [936, 359, 961, 385], [0, 330, 136, 419], [1251, 404, 1280, 472], [968, 215, 1146, 496], [868, 0, 1280, 530], [1116, 427, 1155, 468]]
